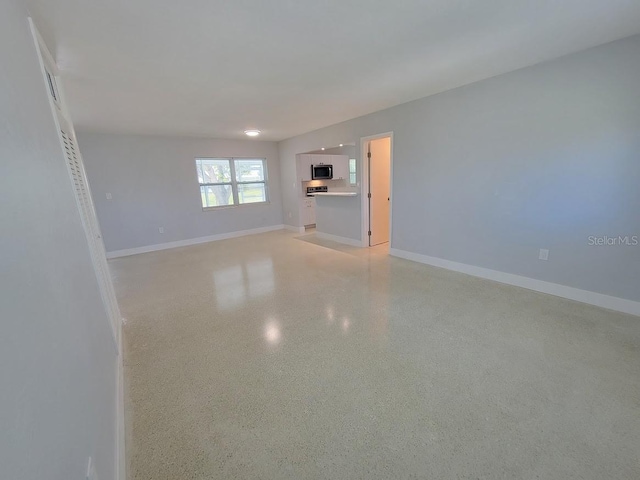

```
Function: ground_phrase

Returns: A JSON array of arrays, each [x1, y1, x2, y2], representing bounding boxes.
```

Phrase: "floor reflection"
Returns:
[[264, 317, 281, 345], [326, 305, 335, 325], [342, 317, 350, 333], [213, 258, 274, 311]]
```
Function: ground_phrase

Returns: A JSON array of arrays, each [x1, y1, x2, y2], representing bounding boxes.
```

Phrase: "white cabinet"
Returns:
[[298, 154, 313, 181], [308, 197, 317, 226], [311, 154, 328, 165], [302, 197, 316, 226], [331, 154, 349, 180]]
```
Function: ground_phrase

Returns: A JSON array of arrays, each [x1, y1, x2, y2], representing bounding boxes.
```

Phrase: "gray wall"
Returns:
[[279, 35, 640, 302], [0, 2, 118, 479], [79, 133, 284, 253], [315, 196, 362, 240]]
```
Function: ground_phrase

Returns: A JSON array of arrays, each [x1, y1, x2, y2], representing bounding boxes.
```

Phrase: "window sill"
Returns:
[[202, 201, 270, 212]]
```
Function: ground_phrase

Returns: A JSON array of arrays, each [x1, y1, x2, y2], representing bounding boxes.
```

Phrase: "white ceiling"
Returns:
[[306, 145, 356, 155], [26, 0, 640, 141]]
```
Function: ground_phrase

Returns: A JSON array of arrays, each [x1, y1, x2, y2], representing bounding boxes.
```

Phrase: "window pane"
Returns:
[[196, 160, 204, 184], [200, 186, 207, 207], [237, 183, 266, 204], [349, 159, 357, 185], [199, 158, 231, 183], [235, 159, 265, 182], [201, 184, 234, 207]]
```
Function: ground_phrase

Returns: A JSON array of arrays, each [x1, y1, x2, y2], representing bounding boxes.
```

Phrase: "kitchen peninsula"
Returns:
[[313, 191, 361, 246]]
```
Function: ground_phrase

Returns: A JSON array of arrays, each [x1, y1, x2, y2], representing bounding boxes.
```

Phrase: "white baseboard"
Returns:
[[389, 248, 640, 317], [316, 232, 363, 248], [106, 225, 285, 259], [116, 319, 125, 480], [284, 224, 306, 234]]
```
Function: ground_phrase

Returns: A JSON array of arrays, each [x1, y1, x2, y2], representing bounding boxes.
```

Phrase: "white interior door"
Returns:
[[368, 137, 391, 246]]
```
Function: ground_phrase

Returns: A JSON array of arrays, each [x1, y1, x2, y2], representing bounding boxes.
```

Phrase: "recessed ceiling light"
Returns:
[[244, 129, 261, 137], [321, 147, 325, 151], [339, 144, 343, 147]]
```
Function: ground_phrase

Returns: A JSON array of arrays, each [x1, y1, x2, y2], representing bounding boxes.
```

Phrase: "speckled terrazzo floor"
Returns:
[[110, 230, 640, 480]]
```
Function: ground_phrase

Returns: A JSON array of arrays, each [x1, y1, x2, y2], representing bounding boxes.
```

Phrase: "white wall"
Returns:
[[0, 2, 118, 479], [78, 132, 284, 253], [279, 35, 640, 303]]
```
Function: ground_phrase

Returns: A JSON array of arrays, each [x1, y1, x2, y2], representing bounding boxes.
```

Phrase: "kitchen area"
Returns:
[[296, 145, 359, 234]]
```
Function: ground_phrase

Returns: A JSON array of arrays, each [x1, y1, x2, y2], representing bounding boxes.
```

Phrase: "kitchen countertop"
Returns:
[[313, 192, 358, 197]]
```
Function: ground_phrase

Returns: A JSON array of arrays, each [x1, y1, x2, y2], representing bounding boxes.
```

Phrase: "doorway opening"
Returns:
[[360, 133, 393, 248]]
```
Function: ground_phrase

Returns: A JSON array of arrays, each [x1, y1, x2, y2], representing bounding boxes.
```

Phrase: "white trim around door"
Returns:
[[360, 132, 394, 248]]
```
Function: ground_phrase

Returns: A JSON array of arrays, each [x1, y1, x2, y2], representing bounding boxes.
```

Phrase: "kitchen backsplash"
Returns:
[[303, 178, 347, 188]]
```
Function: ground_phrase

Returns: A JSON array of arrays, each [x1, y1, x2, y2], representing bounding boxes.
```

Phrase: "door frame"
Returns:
[[360, 132, 394, 248]]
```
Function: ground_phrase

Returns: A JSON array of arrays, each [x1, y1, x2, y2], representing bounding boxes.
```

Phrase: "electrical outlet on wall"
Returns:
[[539, 248, 549, 261], [105, 192, 112, 200], [288, 211, 292, 219], [158, 227, 164, 234]]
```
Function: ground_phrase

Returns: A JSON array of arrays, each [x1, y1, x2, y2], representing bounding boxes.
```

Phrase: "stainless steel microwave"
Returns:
[[311, 164, 333, 180]]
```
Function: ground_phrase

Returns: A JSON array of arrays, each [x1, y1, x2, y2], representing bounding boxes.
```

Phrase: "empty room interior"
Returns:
[[3, 1, 640, 479]]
